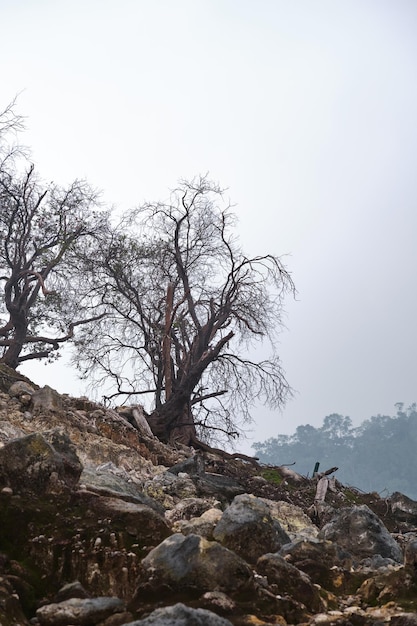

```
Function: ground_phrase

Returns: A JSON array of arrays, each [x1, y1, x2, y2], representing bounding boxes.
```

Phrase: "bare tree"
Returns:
[[77, 177, 295, 447], [0, 102, 109, 369]]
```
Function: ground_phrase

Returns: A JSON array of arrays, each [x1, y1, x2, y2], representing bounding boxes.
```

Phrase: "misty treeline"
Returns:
[[0, 99, 295, 450], [253, 403, 417, 498]]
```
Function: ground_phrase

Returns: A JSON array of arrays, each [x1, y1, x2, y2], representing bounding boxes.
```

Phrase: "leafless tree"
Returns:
[[77, 176, 295, 447], [0, 102, 109, 369]]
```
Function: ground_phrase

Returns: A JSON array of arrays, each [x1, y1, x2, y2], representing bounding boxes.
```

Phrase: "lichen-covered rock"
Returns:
[[260, 498, 319, 540], [0, 431, 82, 495], [125, 602, 234, 625], [319, 505, 403, 563], [213, 493, 290, 563], [36, 596, 126, 625], [133, 533, 254, 601]]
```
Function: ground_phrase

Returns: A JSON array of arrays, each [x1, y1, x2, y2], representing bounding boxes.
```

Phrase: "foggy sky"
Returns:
[[2, 0, 417, 453]]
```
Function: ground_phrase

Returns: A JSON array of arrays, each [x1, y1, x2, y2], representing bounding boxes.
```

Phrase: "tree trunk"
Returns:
[[0, 312, 27, 369]]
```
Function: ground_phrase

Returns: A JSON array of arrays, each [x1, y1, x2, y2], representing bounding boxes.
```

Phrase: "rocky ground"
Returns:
[[0, 365, 417, 625]]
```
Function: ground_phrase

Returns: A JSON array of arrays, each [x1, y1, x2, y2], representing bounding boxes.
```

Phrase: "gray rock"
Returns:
[[0, 431, 82, 495], [213, 493, 291, 563], [89, 495, 171, 545], [279, 538, 353, 590], [53, 581, 91, 602], [125, 602, 233, 625], [389, 491, 417, 523], [195, 472, 244, 501], [143, 471, 198, 506], [260, 498, 319, 541], [391, 614, 417, 626], [168, 452, 205, 476], [31, 385, 63, 412], [9, 380, 36, 397], [80, 466, 165, 514], [36, 596, 125, 625], [319, 504, 403, 563], [135, 533, 253, 598], [0, 419, 26, 444]]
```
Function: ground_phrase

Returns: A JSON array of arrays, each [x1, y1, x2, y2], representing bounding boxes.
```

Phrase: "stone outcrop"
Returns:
[[0, 379, 416, 625], [319, 504, 404, 563]]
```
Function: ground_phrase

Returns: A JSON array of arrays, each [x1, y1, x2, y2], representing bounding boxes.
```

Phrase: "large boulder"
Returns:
[[0, 431, 82, 495], [319, 505, 403, 563], [212, 493, 290, 563], [133, 533, 254, 601]]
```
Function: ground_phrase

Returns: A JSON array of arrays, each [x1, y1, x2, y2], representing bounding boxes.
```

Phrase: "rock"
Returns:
[[9, 380, 36, 398], [358, 567, 417, 607], [80, 466, 165, 515], [172, 508, 223, 539], [31, 385, 63, 412], [53, 581, 91, 602], [195, 473, 244, 501], [391, 614, 417, 626], [279, 538, 354, 592], [88, 495, 172, 546], [143, 471, 198, 507], [0, 432, 82, 495], [168, 452, 205, 475], [389, 491, 417, 524], [165, 497, 221, 524], [260, 498, 319, 540], [319, 504, 403, 563], [200, 591, 236, 615], [36, 596, 126, 625], [0, 419, 26, 444], [125, 602, 234, 625], [404, 540, 417, 569], [256, 553, 325, 614], [0, 363, 37, 394], [133, 533, 254, 601], [212, 493, 290, 563]]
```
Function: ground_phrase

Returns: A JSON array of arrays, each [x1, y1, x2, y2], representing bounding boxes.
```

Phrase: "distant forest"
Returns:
[[252, 404, 417, 500]]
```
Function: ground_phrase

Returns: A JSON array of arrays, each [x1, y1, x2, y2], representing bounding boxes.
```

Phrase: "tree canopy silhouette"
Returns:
[[77, 176, 295, 447], [0, 100, 109, 368]]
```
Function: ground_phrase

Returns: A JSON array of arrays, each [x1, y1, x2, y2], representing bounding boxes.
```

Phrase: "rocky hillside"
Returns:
[[1, 368, 417, 625]]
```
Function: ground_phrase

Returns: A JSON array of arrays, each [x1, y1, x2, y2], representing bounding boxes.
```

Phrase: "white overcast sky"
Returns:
[[2, 0, 417, 452]]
